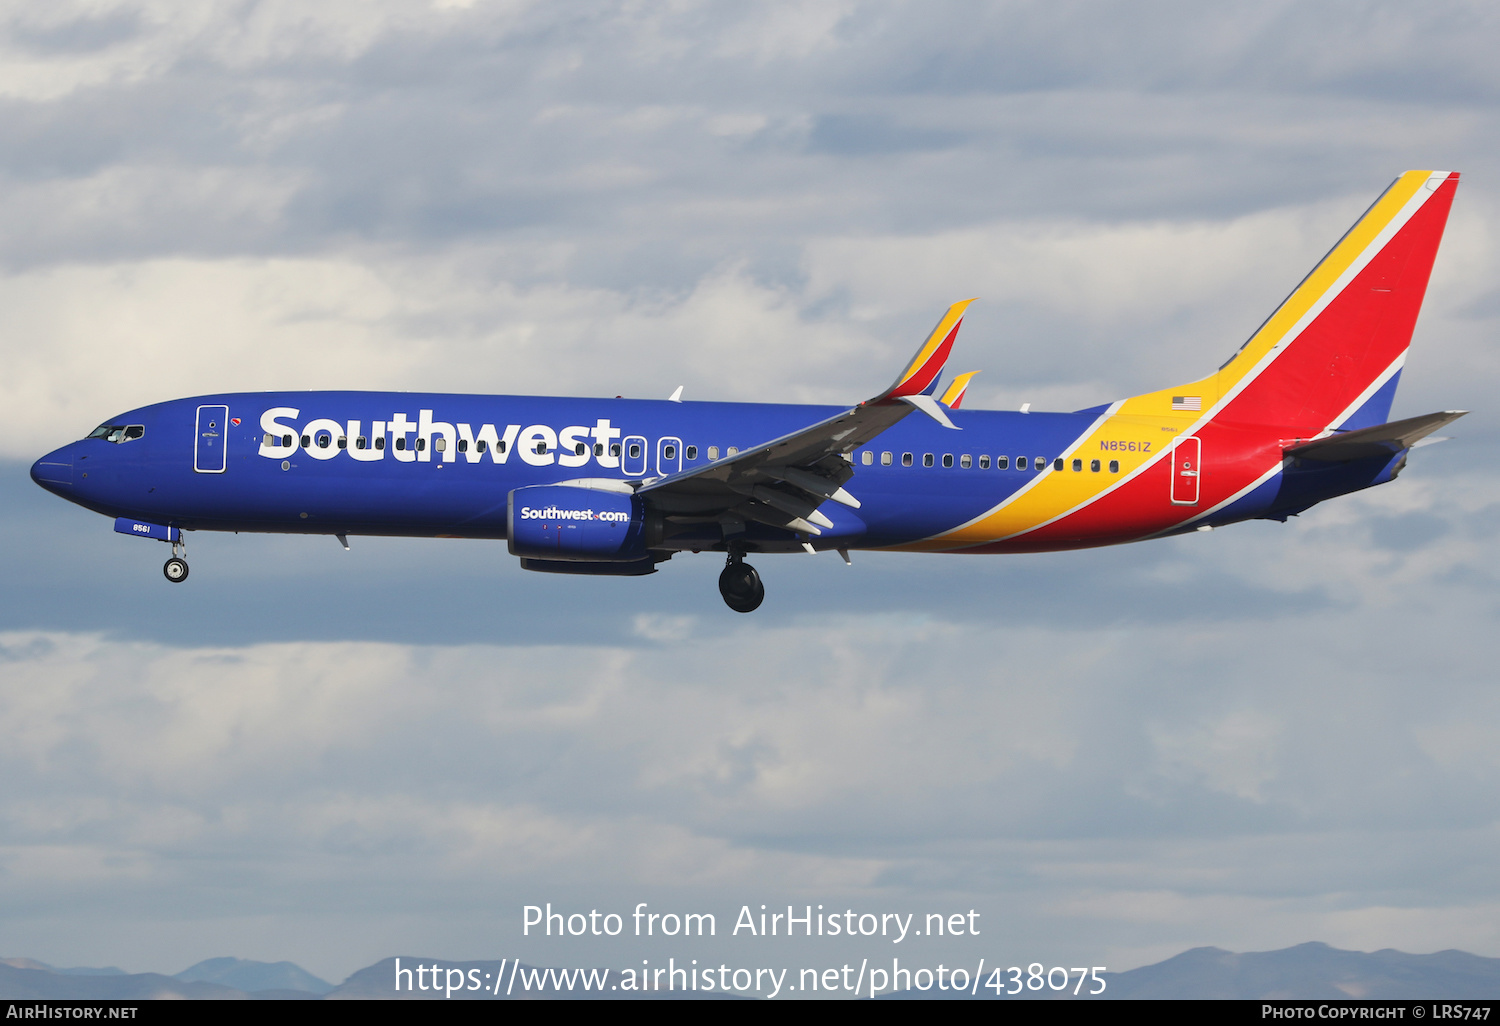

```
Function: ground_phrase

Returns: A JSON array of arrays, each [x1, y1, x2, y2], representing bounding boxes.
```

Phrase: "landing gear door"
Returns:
[[195, 405, 229, 474], [1170, 435, 1201, 505]]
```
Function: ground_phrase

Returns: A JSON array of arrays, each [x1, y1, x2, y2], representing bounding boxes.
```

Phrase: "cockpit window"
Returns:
[[87, 424, 145, 444]]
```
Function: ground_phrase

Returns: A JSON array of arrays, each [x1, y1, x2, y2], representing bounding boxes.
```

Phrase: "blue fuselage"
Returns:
[[30, 391, 1399, 555]]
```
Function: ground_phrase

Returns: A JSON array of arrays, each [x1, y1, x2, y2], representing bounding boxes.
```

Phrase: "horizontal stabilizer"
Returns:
[[1286, 410, 1467, 462]]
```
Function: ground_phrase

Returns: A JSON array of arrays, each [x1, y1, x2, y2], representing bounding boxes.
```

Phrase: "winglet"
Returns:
[[939, 371, 980, 409], [875, 299, 976, 402]]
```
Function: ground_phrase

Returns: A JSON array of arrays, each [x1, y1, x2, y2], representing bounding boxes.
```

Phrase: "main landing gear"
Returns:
[[163, 537, 189, 583], [718, 551, 764, 613]]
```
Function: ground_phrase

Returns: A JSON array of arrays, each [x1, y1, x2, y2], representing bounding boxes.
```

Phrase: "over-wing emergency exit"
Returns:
[[31, 171, 1466, 612]]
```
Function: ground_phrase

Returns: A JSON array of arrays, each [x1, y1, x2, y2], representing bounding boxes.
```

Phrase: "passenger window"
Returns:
[[861, 451, 873, 466], [923, 454, 934, 468], [1050, 458, 1061, 471], [264, 433, 275, 446], [417, 438, 427, 452], [629, 443, 641, 459], [902, 453, 913, 467], [576, 443, 587, 456], [1071, 458, 1082, 472], [960, 454, 972, 469], [594, 443, 604, 456], [881, 451, 892, 466], [941, 454, 953, 468], [727, 447, 739, 456], [337, 436, 347, 449], [301, 434, 311, 447], [317, 434, 330, 449], [978, 455, 990, 469], [664, 444, 676, 459], [1109, 459, 1120, 473], [1090, 459, 1101, 472], [395, 438, 404, 450], [498, 440, 508, 453], [376, 437, 385, 450], [1016, 457, 1027, 470], [534, 442, 547, 454], [610, 443, 621, 457], [476, 440, 487, 453], [283, 434, 293, 447], [686, 445, 698, 460], [357, 437, 367, 450], [435, 438, 446, 452], [708, 446, 720, 460]]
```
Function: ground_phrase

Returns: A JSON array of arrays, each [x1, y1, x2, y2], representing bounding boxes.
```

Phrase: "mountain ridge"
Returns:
[[4, 942, 1498, 999]]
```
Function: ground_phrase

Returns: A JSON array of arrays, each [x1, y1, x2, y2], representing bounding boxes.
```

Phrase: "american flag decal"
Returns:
[[1171, 396, 1201, 411]]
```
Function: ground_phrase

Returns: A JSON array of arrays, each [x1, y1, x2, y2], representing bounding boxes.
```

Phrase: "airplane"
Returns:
[[31, 170, 1466, 613]]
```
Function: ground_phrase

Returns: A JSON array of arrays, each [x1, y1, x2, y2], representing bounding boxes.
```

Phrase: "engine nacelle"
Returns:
[[507, 484, 650, 562]]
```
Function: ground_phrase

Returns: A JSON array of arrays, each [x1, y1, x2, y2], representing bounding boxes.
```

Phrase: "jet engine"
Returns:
[[507, 484, 652, 562]]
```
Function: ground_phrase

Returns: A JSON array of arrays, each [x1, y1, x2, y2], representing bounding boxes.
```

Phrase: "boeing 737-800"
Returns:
[[31, 170, 1466, 612]]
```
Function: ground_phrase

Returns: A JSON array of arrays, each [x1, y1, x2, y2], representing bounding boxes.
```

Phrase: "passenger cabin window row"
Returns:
[[249, 431, 1127, 478], [857, 450, 1121, 474], [257, 431, 736, 467], [262, 432, 516, 455]]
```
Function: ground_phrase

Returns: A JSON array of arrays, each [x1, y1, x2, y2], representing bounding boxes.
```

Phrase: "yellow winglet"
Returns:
[[939, 371, 980, 409], [879, 299, 977, 401]]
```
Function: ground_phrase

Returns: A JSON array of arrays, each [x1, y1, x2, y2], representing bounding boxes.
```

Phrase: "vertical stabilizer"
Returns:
[[1132, 170, 1459, 434]]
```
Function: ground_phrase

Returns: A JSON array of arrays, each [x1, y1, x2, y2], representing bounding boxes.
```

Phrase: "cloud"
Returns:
[[4, 530, 1500, 979], [4, 0, 1500, 985]]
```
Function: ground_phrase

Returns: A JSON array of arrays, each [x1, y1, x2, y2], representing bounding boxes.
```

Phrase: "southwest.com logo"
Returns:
[[518, 506, 631, 523]]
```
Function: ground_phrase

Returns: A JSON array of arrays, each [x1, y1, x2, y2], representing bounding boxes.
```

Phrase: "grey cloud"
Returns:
[[3, 0, 1500, 982], [8, 9, 145, 56], [2, 1, 1500, 273]]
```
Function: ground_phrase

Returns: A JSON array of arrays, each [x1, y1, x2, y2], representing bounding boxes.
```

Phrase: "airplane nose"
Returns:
[[31, 445, 75, 494]]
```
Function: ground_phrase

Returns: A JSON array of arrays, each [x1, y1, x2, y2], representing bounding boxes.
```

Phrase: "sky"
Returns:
[[2, 0, 1500, 988]]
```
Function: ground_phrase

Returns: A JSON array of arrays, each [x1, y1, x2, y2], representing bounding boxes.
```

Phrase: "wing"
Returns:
[[637, 299, 976, 538]]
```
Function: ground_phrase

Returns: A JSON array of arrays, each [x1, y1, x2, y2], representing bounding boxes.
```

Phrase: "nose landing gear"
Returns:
[[162, 536, 189, 583], [718, 552, 764, 613]]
